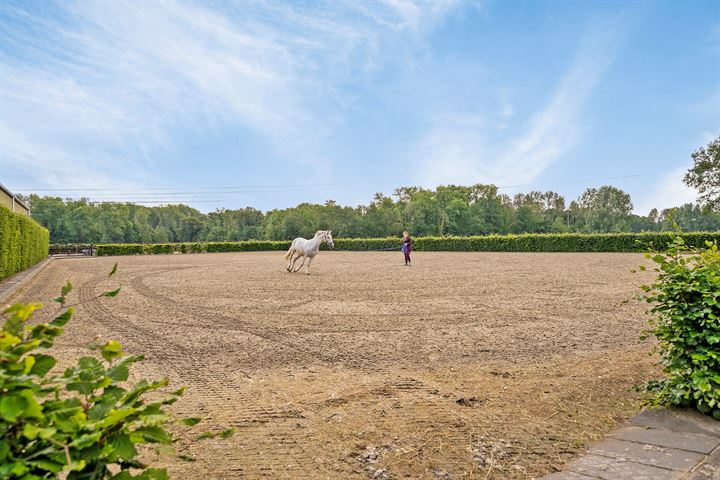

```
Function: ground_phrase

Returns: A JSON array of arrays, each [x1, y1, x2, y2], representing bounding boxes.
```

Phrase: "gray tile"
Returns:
[[589, 438, 703, 471], [610, 426, 720, 454], [631, 408, 720, 438], [566, 454, 681, 480], [706, 447, 720, 466], [686, 463, 720, 480]]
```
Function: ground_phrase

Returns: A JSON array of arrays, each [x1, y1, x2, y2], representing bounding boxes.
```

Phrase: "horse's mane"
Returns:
[[314, 230, 326, 237]]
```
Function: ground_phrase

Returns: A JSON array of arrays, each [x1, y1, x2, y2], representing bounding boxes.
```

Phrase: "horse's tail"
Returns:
[[284, 247, 294, 260]]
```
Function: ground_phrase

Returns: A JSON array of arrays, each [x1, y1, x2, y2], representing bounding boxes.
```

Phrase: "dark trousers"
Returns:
[[403, 246, 411, 264]]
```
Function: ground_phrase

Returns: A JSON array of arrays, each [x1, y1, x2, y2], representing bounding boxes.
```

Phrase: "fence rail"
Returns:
[[49, 244, 96, 256]]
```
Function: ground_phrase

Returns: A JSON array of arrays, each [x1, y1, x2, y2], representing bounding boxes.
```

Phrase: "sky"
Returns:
[[0, 0, 718, 214]]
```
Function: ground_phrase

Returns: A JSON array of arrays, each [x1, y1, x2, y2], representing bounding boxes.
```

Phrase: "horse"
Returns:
[[284, 230, 334, 274]]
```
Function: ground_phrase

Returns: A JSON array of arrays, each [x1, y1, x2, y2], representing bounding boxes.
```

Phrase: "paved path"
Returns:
[[0, 257, 52, 305], [540, 407, 720, 479]]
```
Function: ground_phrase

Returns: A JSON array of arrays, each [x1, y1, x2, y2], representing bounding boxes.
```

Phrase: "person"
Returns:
[[401, 231, 412, 266]]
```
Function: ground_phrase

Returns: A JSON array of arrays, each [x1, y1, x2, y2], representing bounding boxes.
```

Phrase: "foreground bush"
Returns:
[[94, 232, 720, 256], [640, 237, 720, 419], [0, 207, 49, 281], [0, 265, 230, 478]]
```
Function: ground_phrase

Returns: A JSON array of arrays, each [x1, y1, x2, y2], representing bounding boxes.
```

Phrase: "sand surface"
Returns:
[[12, 251, 659, 479]]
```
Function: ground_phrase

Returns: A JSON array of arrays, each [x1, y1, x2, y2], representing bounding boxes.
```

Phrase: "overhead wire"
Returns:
[[11, 171, 667, 205]]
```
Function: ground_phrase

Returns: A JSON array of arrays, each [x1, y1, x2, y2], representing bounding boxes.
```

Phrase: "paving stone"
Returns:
[[686, 462, 720, 480], [589, 438, 703, 471], [0, 257, 52, 304], [610, 426, 720, 454], [538, 471, 599, 479], [566, 454, 681, 480], [631, 408, 720, 438], [705, 447, 720, 466]]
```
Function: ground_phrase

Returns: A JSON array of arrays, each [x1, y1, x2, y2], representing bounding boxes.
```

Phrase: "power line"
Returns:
[[14, 172, 663, 196], [12, 182, 370, 193]]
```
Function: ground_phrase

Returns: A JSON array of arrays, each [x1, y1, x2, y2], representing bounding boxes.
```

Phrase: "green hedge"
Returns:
[[94, 232, 720, 256], [414, 232, 720, 252], [0, 206, 49, 281]]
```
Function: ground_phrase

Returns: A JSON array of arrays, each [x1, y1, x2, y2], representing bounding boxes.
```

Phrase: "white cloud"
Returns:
[[633, 167, 698, 215], [0, 1, 464, 192], [418, 24, 623, 187]]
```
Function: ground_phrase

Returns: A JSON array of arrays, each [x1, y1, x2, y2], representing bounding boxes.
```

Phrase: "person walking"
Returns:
[[401, 231, 413, 266]]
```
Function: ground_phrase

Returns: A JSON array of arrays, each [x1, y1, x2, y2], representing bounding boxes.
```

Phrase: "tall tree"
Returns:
[[684, 136, 720, 210], [577, 186, 633, 233]]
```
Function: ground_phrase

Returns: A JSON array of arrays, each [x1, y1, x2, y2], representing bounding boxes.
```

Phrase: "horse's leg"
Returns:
[[305, 256, 313, 275], [290, 253, 302, 272], [286, 250, 296, 271], [293, 255, 306, 272]]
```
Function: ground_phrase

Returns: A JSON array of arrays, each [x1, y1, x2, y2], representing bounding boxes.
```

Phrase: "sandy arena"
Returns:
[[12, 251, 660, 479]]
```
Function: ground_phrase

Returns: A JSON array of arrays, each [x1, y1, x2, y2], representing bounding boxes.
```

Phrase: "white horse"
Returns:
[[284, 230, 334, 274]]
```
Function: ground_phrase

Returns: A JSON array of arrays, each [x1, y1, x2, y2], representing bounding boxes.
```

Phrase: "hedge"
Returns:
[[413, 232, 720, 252], [0, 206, 49, 281], [93, 232, 720, 256]]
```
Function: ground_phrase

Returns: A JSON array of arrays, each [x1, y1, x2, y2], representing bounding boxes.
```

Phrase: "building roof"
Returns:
[[0, 182, 29, 211]]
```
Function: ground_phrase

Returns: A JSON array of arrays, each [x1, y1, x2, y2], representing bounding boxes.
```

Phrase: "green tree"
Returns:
[[684, 136, 720, 210], [577, 185, 633, 232]]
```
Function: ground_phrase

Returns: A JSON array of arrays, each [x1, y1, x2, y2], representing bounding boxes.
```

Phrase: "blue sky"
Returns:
[[1, 0, 718, 214]]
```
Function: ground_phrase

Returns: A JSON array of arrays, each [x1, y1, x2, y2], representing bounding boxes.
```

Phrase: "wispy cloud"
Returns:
[[633, 167, 697, 214], [418, 23, 624, 187], [0, 0, 463, 191]]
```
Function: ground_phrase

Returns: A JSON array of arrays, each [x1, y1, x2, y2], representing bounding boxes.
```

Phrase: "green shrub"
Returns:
[[640, 237, 720, 419], [94, 233, 720, 256], [0, 265, 232, 478], [414, 232, 720, 252], [143, 244, 175, 255], [0, 207, 49, 281], [95, 244, 145, 256]]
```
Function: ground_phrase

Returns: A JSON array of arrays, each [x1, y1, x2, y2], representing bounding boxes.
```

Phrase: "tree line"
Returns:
[[24, 137, 720, 244], [22, 184, 717, 244]]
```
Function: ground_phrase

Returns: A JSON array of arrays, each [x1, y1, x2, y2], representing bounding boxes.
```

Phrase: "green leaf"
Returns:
[[21, 424, 57, 441], [145, 469, 169, 480], [0, 440, 9, 461], [22, 423, 41, 439], [30, 354, 57, 377], [107, 364, 130, 382], [50, 309, 74, 327], [1, 390, 41, 421], [103, 287, 122, 298], [109, 433, 137, 460], [101, 340, 124, 362], [70, 431, 102, 448], [196, 431, 215, 440], [171, 386, 187, 396], [27, 459, 63, 473], [132, 425, 172, 444], [219, 427, 236, 439], [180, 417, 202, 426], [109, 262, 118, 277], [53, 282, 73, 305], [100, 408, 136, 428]]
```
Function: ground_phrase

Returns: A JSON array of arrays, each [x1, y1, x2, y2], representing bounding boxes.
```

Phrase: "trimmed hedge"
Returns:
[[94, 232, 720, 256], [414, 232, 720, 252], [0, 206, 49, 281]]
